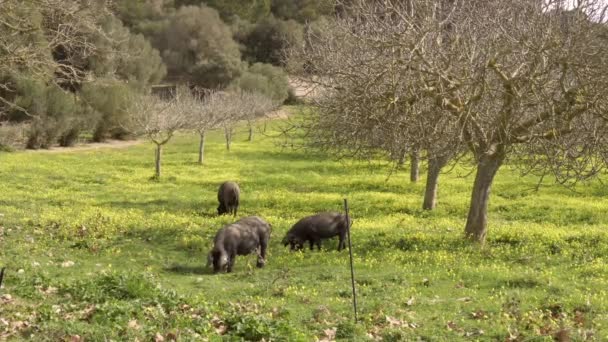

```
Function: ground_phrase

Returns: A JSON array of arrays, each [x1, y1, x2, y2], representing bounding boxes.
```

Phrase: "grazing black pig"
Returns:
[[282, 212, 349, 251], [209, 216, 271, 273], [217, 181, 240, 216]]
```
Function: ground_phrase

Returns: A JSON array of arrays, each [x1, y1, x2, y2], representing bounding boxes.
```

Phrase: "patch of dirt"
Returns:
[[25, 139, 142, 153], [289, 77, 323, 101], [265, 108, 290, 120]]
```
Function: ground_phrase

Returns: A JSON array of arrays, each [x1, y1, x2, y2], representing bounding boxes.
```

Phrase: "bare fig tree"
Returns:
[[129, 93, 188, 179], [221, 92, 244, 151], [289, 0, 608, 242], [287, 0, 464, 211], [220, 90, 277, 150], [177, 88, 227, 164], [242, 92, 279, 142]]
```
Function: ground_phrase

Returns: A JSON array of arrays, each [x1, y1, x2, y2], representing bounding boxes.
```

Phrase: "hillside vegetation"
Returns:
[[1, 119, 607, 340]]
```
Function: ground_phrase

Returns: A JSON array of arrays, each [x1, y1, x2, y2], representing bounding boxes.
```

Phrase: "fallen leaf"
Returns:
[[166, 331, 178, 341], [81, 305, 96, 321], [1, 294, 13, 303], [38, 286, 58, 295], [61, 261, 75, 268], [386, 316, 404, 327], [573, 311, 585, 326], [471, 310, 488, 319], [214, 325, 227, 335], [154, 333, 165, 342], [127, 319, 140, 330], [554, 329, 570, 342], [406, 297, 415, 306], [446, 321, 463, 333], [70, 335, 82, 342], [456, 297, 472, 302], [11, 321, 28, 329], [318, 327, 337, 342]]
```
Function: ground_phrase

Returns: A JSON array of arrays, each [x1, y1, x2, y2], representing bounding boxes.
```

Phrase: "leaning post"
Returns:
[[344, 198, 358, 323]]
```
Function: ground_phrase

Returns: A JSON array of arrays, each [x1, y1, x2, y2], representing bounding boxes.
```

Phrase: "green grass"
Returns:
[[1, 117, 608, 341]]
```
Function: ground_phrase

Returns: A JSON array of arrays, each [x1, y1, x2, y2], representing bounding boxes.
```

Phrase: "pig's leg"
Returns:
[[308, 239, 315, 251], [226, 252, 236, 273], [315, 239, 322, 251], [338, 233, 346, 251], [257, 239, 267, 268]]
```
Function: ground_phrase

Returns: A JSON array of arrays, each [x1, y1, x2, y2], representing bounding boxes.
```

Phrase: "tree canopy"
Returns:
[[288, 0, 608, 242], [158, 5, 243, 88]]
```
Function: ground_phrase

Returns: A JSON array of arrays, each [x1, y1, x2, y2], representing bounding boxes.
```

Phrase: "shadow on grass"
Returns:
[[197, 211, 218, 218], [104, 199, 217, 214], [165, 264, 212, 275]]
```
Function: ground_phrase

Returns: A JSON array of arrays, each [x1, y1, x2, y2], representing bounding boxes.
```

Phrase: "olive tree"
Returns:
[[1, 0, 166, 148], [289, 0, 608, 242], [0, 0, 108, 118]]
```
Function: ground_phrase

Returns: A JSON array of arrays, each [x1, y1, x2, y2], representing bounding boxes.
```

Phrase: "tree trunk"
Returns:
[[464, 153, 504, 243], [154, 143, 162, 179], [422, 156, 445, 210], [224, 127, 231, 151], [198, 131, 206, 164], [397, 149, 407, 169], [410, 150, 420, 182], [248, 123, 254, 142]]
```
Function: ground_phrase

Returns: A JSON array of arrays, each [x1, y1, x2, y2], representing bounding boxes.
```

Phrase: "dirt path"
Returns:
[[26, 139, 142, 153], [265, 108, 290, 119], [289, 77, 321, 101]]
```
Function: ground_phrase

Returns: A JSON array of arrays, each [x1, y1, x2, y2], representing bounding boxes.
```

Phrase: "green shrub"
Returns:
[[284, 86, 303, 105], [178, 0, 271, 22], [239, 15, 303, 66], [271, 0, 334, 23], [0, 122, 28, 150], [12, 78, 79, 149], [81, 79, 135, 142], [159, 5, 243, 88], [229, 62, 290, 103]]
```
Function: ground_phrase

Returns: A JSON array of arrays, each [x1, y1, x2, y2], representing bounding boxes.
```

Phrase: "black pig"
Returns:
[[282, 212, 349, 251], [209, 216, 271, 273], [217, 181, 240, 216]]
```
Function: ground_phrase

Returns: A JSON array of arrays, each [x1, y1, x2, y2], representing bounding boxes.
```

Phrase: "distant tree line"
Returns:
[[1, 0, 333, 150]]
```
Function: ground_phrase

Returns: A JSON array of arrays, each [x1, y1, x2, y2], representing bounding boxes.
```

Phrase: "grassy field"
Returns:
[[1, 115, 608, 341]]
